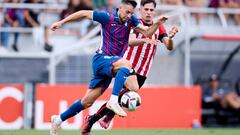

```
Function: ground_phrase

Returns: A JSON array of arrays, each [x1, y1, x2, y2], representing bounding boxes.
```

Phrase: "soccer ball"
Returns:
[[120, 91, 141, 112]]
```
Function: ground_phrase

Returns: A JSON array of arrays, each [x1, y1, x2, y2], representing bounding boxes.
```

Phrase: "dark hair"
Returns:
[[122, 0, 138, 8], [141, 0, 156, 8]]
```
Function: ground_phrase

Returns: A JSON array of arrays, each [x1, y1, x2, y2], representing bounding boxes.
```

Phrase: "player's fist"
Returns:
[[169, 26, 178, 38], [50, 21, 62, 31], [157, 16, 168, 24]]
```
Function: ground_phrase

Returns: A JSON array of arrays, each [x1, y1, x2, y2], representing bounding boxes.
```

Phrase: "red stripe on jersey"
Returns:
[[132, 45, 143, 68], [136, 44, 151, 74], [143, 45, 157, 76], [126, 47, 134, 60]]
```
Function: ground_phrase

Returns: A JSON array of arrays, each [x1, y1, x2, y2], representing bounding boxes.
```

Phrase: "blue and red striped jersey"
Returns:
[[93, 8, 140, 57]]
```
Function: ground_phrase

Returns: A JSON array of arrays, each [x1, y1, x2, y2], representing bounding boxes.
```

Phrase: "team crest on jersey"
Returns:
[[125, 22, 128, 27]]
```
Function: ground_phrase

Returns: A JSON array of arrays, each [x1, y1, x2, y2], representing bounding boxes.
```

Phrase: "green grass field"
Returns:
[[1, 129, 240, 135]]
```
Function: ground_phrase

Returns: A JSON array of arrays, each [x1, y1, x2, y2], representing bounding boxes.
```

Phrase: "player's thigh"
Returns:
[[85, 74, 112, 108], [81, 87, 102, 108], [92, 54, 121, 77], [112, 58, 132, 74], [124, 75, 139, 91]]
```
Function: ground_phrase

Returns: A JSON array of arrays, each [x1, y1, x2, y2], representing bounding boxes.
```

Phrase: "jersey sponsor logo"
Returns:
[[104, 56, 112, 59], [111, 23, 116, 26], [104, 56, 119, 59]]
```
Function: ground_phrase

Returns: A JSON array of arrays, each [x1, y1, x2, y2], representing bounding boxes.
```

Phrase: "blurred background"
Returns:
[[0, 0, 240, 132]]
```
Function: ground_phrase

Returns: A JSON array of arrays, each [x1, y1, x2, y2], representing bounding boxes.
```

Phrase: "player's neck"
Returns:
[[141, 19, 153, 26]]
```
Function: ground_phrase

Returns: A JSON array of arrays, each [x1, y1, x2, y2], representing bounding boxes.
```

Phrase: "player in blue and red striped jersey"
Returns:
[[49, 0, 168, 134]]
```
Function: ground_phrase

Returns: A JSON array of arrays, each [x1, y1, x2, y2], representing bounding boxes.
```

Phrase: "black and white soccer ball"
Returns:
[[120, 91, 141, 112]]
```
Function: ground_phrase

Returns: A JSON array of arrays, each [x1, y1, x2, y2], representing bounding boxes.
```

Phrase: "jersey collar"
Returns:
[[140, 19, 153, 26]]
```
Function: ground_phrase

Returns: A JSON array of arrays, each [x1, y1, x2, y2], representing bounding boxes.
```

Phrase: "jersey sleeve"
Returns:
[[130, 15, 140, 28], [92, 10, 111, 25], [158, 25, 168, 42]]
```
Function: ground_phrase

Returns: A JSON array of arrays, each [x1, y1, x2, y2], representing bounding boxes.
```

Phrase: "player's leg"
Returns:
[[81, 72, 139, 132], [107, 58, 134, 117], [99, 74, 147, 128], [106, 70, 139, 117], [83, 88, 131, 131], [51, 53, 111, 135], [81, 56, 136, 133], [81, 76, 112, 135], [50, 87, 102, 135]]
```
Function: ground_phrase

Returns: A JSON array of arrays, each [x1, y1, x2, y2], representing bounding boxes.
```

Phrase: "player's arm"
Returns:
[[162, 26, 178, 50], [50, 10, 93, 31], [51, 10, 110, 31], [128, 33, 145, 46], [162, 37, 173, 50], [135, 16, 168, 37], [128, 33, 160, 46]]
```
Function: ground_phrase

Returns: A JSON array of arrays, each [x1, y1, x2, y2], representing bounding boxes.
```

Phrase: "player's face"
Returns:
[[140, 3, 155, 23], [119, 4, 135, 22]]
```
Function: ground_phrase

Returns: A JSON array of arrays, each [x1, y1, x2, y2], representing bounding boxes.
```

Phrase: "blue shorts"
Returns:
[[89, 53, 122, 91]]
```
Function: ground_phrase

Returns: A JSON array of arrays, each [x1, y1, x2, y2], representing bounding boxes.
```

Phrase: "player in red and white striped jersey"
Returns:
[[124, 19, 171, 77], [81, 0, 178, 134]]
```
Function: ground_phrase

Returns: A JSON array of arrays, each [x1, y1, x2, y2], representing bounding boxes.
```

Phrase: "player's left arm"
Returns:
[[162, 26, 178, 50], [134, 16, 168, 38]]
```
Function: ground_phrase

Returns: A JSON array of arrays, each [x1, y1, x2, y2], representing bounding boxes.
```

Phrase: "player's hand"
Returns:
[[50, 21, 62, 31], [157, 16, 168, 24], [168, 26, 178, 39]]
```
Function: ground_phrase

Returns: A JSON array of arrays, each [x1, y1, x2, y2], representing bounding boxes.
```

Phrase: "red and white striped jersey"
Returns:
[[123, 19, 168, 77]]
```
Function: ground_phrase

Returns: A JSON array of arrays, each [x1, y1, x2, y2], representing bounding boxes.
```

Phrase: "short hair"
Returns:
[[141, 0, 156, 8], [121, 0, 138, 8]]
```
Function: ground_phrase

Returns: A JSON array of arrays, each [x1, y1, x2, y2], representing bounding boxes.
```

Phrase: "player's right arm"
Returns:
[[51, 10, 93, 31], [51, 10, 110, 31]]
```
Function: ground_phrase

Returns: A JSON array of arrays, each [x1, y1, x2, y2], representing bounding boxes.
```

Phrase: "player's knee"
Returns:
[[128, 84, 139, 92], [83, 102, 94, 108], [85, 102, 93, 108], [81, 99, 94, 108], [113, 59, 132, 72], [120, 59, 132, 69]]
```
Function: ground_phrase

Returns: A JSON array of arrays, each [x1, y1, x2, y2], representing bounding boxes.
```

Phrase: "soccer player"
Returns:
[[81, 0, 178, 134], [49, 0, 168, 135]]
